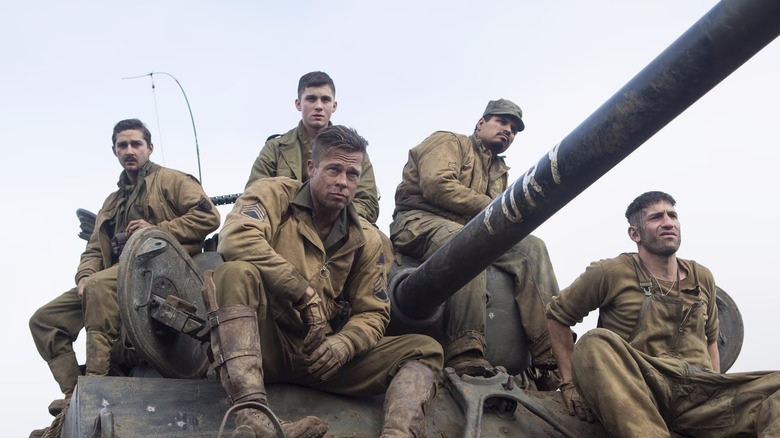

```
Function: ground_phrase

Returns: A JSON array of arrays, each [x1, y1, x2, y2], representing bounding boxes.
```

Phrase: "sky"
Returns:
[[2, 1, 779, 435]]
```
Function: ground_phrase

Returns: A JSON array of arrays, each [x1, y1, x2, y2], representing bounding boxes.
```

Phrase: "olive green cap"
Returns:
[[483, 99, 525, 132]]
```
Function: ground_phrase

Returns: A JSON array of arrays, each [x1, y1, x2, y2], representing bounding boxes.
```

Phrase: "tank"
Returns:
[[58, 0, 777, 435]]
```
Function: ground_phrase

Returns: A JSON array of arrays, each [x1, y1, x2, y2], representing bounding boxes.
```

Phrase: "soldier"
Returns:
[[390, 99, 560, 381], [547, 191, 780, 436], [245, 71, 379, 223], [210, 125, 442, 437], [29, 119, 221, 435]]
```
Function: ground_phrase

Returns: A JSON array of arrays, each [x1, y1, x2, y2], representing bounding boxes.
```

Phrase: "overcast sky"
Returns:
[[2, 1, 779, 434]]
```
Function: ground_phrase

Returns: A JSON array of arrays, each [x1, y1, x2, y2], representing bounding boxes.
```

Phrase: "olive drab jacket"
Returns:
[[245, 122, 380, 224], [75, 162, 221, 284], [392, 131, 510, 225], [218, 177, 391, 356]]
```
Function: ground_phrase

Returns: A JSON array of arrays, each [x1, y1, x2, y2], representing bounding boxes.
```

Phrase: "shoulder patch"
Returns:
[[377, 252, 385, 266], [373, 273, 389, 302], [196, 196, 213, 212], [266, 133, 283, 141], [239, 202, 267, 221]]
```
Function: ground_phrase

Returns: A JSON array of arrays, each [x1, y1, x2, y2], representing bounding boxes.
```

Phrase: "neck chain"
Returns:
[[638, 256, 679, 297]]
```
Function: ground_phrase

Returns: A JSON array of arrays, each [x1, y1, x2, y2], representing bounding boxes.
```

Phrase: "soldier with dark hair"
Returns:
[[547, 190, 780, 437], [29, 119, 221, 436], [246, 71, 379, 223]]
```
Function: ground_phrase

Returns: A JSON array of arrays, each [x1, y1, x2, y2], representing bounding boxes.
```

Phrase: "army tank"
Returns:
[[58, 0, 778, 436]]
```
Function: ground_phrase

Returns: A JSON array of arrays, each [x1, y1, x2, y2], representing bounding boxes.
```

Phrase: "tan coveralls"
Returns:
[[30, 162, 220, 390], [390, 131, 559, 366], [214, 177, 442, 394], [547, 253, 780, 437], [246, 121, 380, 224]]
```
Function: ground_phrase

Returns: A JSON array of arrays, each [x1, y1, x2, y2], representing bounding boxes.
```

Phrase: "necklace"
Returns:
[[638, 256, 679, 297]]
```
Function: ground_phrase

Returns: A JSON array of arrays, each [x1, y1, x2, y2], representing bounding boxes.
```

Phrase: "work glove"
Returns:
[[560, 379, 595, 423], [305, 334, 354, 381], [294, 291, 328, 355]]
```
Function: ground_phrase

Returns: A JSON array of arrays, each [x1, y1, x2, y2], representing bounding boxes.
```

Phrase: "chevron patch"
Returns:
[[373, 274, 389, 302], [239, 202, 267, 221]]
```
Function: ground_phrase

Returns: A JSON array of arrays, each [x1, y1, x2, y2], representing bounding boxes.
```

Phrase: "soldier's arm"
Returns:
[[156, 173, 221, 248], [352, 155, 379, 223], [245, 140, 279, 190]]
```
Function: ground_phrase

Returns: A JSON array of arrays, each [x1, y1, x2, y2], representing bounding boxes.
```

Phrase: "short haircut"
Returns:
[[112, 119, 152, 146], [311, 125, 367, 165], [625, 191, 677, 226], [297, 71, 335, 99]]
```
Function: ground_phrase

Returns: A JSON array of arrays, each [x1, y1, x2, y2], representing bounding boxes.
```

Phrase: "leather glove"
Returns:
[[305, 334, 354, 381], [294, 291, 328, 355], [560, 379, 595, 423]]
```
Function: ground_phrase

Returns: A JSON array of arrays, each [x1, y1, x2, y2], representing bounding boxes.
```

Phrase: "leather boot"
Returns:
[[380, 361, 437, 438], [209, 304, 328, 438], [85, 330, 113, 376]]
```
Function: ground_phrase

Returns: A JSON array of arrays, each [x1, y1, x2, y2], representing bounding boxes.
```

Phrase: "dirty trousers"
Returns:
[[572, 328, 780, 438], [81, 265, 121, 356], [29, 286, 83, 394], [390, 210, 559, 363], [212, 261, 443, 396]]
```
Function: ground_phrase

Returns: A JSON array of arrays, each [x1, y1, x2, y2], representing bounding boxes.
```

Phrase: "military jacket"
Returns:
[[547, 253, 719, 368], [393, 131, 510, 225], [245, 121, 380, 223], [76, 162, 221, 283], [218, 177, 391, 356]]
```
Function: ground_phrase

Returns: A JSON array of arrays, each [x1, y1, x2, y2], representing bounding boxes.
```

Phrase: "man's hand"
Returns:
[[294, 288, 328, 355], [126, 219, 153, 235], [305, 334, 354, 381], [77, 277, 87, 299], [560, 380, 595, 423]]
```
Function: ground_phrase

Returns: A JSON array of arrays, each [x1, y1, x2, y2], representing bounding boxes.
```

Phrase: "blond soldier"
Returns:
[[211, 125, 442, 437], [29, 119, 220, 436], [245, 71, 379, 223], [547, 191, 780, 437], [390, 99, 559, 381]]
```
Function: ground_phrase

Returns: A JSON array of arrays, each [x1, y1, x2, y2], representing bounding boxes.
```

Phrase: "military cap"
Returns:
[[483, 99, 525, 132]]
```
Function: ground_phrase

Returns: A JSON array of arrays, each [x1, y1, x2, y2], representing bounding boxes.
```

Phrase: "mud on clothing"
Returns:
[[245, 121, 380, 224], [390, 131, 558, 366], [214, 177, 442, 393], [547, 253, 780, 437]]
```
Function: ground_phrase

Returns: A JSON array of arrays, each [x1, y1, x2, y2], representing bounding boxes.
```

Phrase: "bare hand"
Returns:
[[560, 380, 595, 423], [77, 277, 87, 299], [294, 288, 328, 355], [126, 219, 153, 235]]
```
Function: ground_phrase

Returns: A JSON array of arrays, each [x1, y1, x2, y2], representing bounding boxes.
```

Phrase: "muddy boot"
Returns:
[[42, 405, 68, 438], [204, 270, 327, 438], [85, 330, 114, 376], [29, 429, 46, 438], [380, 361, 437, 438]]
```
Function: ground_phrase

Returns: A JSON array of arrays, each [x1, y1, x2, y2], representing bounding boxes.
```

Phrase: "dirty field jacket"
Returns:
[[245, 121, 380, 224], [218, 177, 390, 356], [75, 162, 221, 283], [393, 131, 510, 225]]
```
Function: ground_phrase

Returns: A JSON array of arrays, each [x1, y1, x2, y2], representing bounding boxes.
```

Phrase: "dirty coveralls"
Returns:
[[214, 177, 443, 395], [246, 121, 380, 224], [547, 253, 780, 437], [390, 131, 559, 367], [30, 162, 220, 391]]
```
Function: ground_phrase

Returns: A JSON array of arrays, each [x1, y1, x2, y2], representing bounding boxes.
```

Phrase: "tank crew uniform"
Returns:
[[30, 161, 220, 392], [246, 121, 380, 224], [214, 177, 442, 393], [390, 130, 559, 369], [547, 253, 780, 437]]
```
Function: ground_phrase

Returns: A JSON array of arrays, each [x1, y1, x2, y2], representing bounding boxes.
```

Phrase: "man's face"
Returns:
[[113, 129, 153, 173], [632, 201, 681, 256], [296, 85, 337, 133], [475, 115, 519, 154], [307, 148, 363, 216]]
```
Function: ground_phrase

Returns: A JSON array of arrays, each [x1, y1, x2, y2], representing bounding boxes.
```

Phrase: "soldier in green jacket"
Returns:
[[29, 119, 221, 436], [391, 99, 560, 382], [245, 71, 380, 223]]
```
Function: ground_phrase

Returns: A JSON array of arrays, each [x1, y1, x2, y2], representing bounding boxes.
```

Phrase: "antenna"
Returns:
[[122, 72, 203, 182]]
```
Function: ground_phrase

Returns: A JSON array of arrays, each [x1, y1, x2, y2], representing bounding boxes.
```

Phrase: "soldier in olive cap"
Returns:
[[390, 99, 560, 385]]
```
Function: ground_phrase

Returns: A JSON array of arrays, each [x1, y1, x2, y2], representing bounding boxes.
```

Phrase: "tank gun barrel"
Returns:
[[393, 0, 780, 319]]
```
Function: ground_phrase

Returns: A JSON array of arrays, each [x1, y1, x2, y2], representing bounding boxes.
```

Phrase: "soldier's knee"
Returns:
[[572, 328, 623, 365]]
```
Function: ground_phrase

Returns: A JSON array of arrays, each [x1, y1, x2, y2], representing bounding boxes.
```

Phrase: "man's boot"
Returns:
[[47, 352, 81, 415], [443, 333, 495, 377], [380, 361, 437, 438], [85, 330, 113, 376], [208, 303, 327, 438]]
